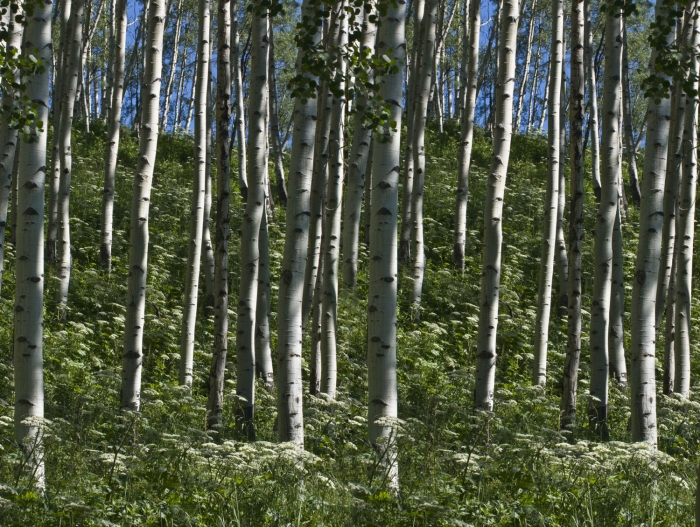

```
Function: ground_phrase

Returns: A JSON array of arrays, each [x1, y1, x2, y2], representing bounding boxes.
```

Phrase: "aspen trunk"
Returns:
[[408, 0, 439, 319], [232, 0, 248, 200], [14, 0, 52, 488], [452, 0, 480, 269], [664, 225, 678, 395], [178, 0, 210, 386], [621, 21, 641, 207], [363, 139, 374, 246], [0, 14, 24, 295], [474, 0, 519, 411], [532, 0, 563, 386], [584, 0, 601, 200], [268, 29, 288, 206], [588, 7, 622, 439], [121, 0, 166, 411], [201, 86, 216, 311], [310, 223, 324, 396], [235, 3, 269, 438], [673, 13, 699, 399], [160, 0, 183, 128], [555, 73, 569, 318], [276, 0, 322, 446], [55, 0, 86, 313], [608, 198, 627, 388], [320, 2, 348, 397], [256, 201, 274, 391], [514, 0, 536, 131], [47, 0, 73, 266], [341, 4, 376, 287], [561, 0, 584, 429], [100, 0, 127, 271], [207, 0, 232, 430], [656, 77, 685, 331], [399, 0, 425, 264], [367, 0, 405, 489]]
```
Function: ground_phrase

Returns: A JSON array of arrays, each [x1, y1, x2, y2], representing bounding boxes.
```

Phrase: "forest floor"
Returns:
[[1, 119, 699, 526]]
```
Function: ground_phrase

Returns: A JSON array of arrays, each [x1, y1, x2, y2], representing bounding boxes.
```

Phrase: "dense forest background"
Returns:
[[2, 0, 700, 524]]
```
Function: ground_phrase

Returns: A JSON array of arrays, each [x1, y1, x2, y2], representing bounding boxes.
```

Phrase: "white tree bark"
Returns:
[[588, 7, 622, 439], [160, 0, 183, 129], [207, 0, 232, 430], [341, 4, 376, 287], [256, 201, 274, 391], [121, 0, 167, 411], [14, 0, 52, 488], [514, 0, 536, 131], [555, 77, 569, 319], [473, 0, 519, 411], [584, 0, 601, 200], [532, 0, 563, 386], [453, 0, 480, 269], [673, 12, 700, 399], [621, 22, 641, 207], [609, 196, 626, 388], [232, 0, 248, 200], [408, 0, 438, 320], [100, 0, 127, 270], [276, 0, 322, 445], [202, 85, 216, 311], [561, 0, 584, 428], [236, 2, 269, 438], [178, 0, 210, 386], [55, 0, 86, 314], [319, 2, 347, 397], [268, 29, 288, 206], [0, 13, 24, 294], [367, 0, 405, 489]]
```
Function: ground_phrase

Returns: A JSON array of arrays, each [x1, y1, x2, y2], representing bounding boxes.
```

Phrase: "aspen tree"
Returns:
[[14, 0, 52, 488], [0, 13, 24, 294], [453, 0, 480, 269], [408, 0, 438, 319], [561, 0, 584, 428], [532, 0, 563, 386], [178, 0, 210, 386], [514, 0, 536, 131], [100, 0, 127, 270], [256, 203, 274, 391], [673, 10, 700, 399], [160, 0, 184, 128], [621, 21, 641, 207], [276, 0, 322, 445], [656, 75, 685, 332], [609, 196, 626, 388], [664, 231, 678, 395], [236, 0, 269, 438], [584, 0, 601, 200], [628, 2, 678, 442], [302, 16, 334, 328], [399, 0, 425, 265], [232, 0, 248, 200], [202, 92, 216, 310], [269, 29, 288, 206], [473, 0, 519, 411], [121, 0, 167, 411], [55, 0, 86, 314], [47, 0, 73, 265], [588, 6, 623, 438], [367, 0, 405, 488], [555, 74, 568, 318], [207, 0, 233, 430], [310, 224, 324, 396], [341, 3, 376, 287]]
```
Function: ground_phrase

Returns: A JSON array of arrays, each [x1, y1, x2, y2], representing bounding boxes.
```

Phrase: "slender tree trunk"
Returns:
[[120, 0, 167, 411], [514, 0, 536, 131], [561, 0, 584, 429], [608, 197, 626, 388], [55, 0, 86, 314], [276, 0, 322, 446], [532, 0, 563, 386], [100, 0, 127, 270], [656, 76, 685, 332], [103, 0, 116, 117], [588, 7, 623, 439], [10, 147, 18, 246], [201, 80, 216, 311], [256, 200, 274, 390], [673, 12, 700, 399], [408, 0, 439, 319], [452, 0, 480, 269], [555, 73, 569, 318], [178, 0, 210, 386], [268, 29, 288, 206], [584, 0, 601, 201], [526, 33, 541, 131], [621, 21, 641, 207], [310, 228, 324, 396], [47, 0, 73, 266], [301, 24, 334, 329], [664, 227, 678, 395], [367, 0, 406, 489], [363, 139, 374, 246], [232, 0, 248, 201], [235, 2, 269, 438], [398, 0, 425, 265], [185, 59, 197, 132], [341, 4, 376, 287], [0, 15, 24, 295], [207, 0, 232, 430], [160, 0, 183, 129], [14, 0, 52, 488], [474, 0, 519, 411]]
